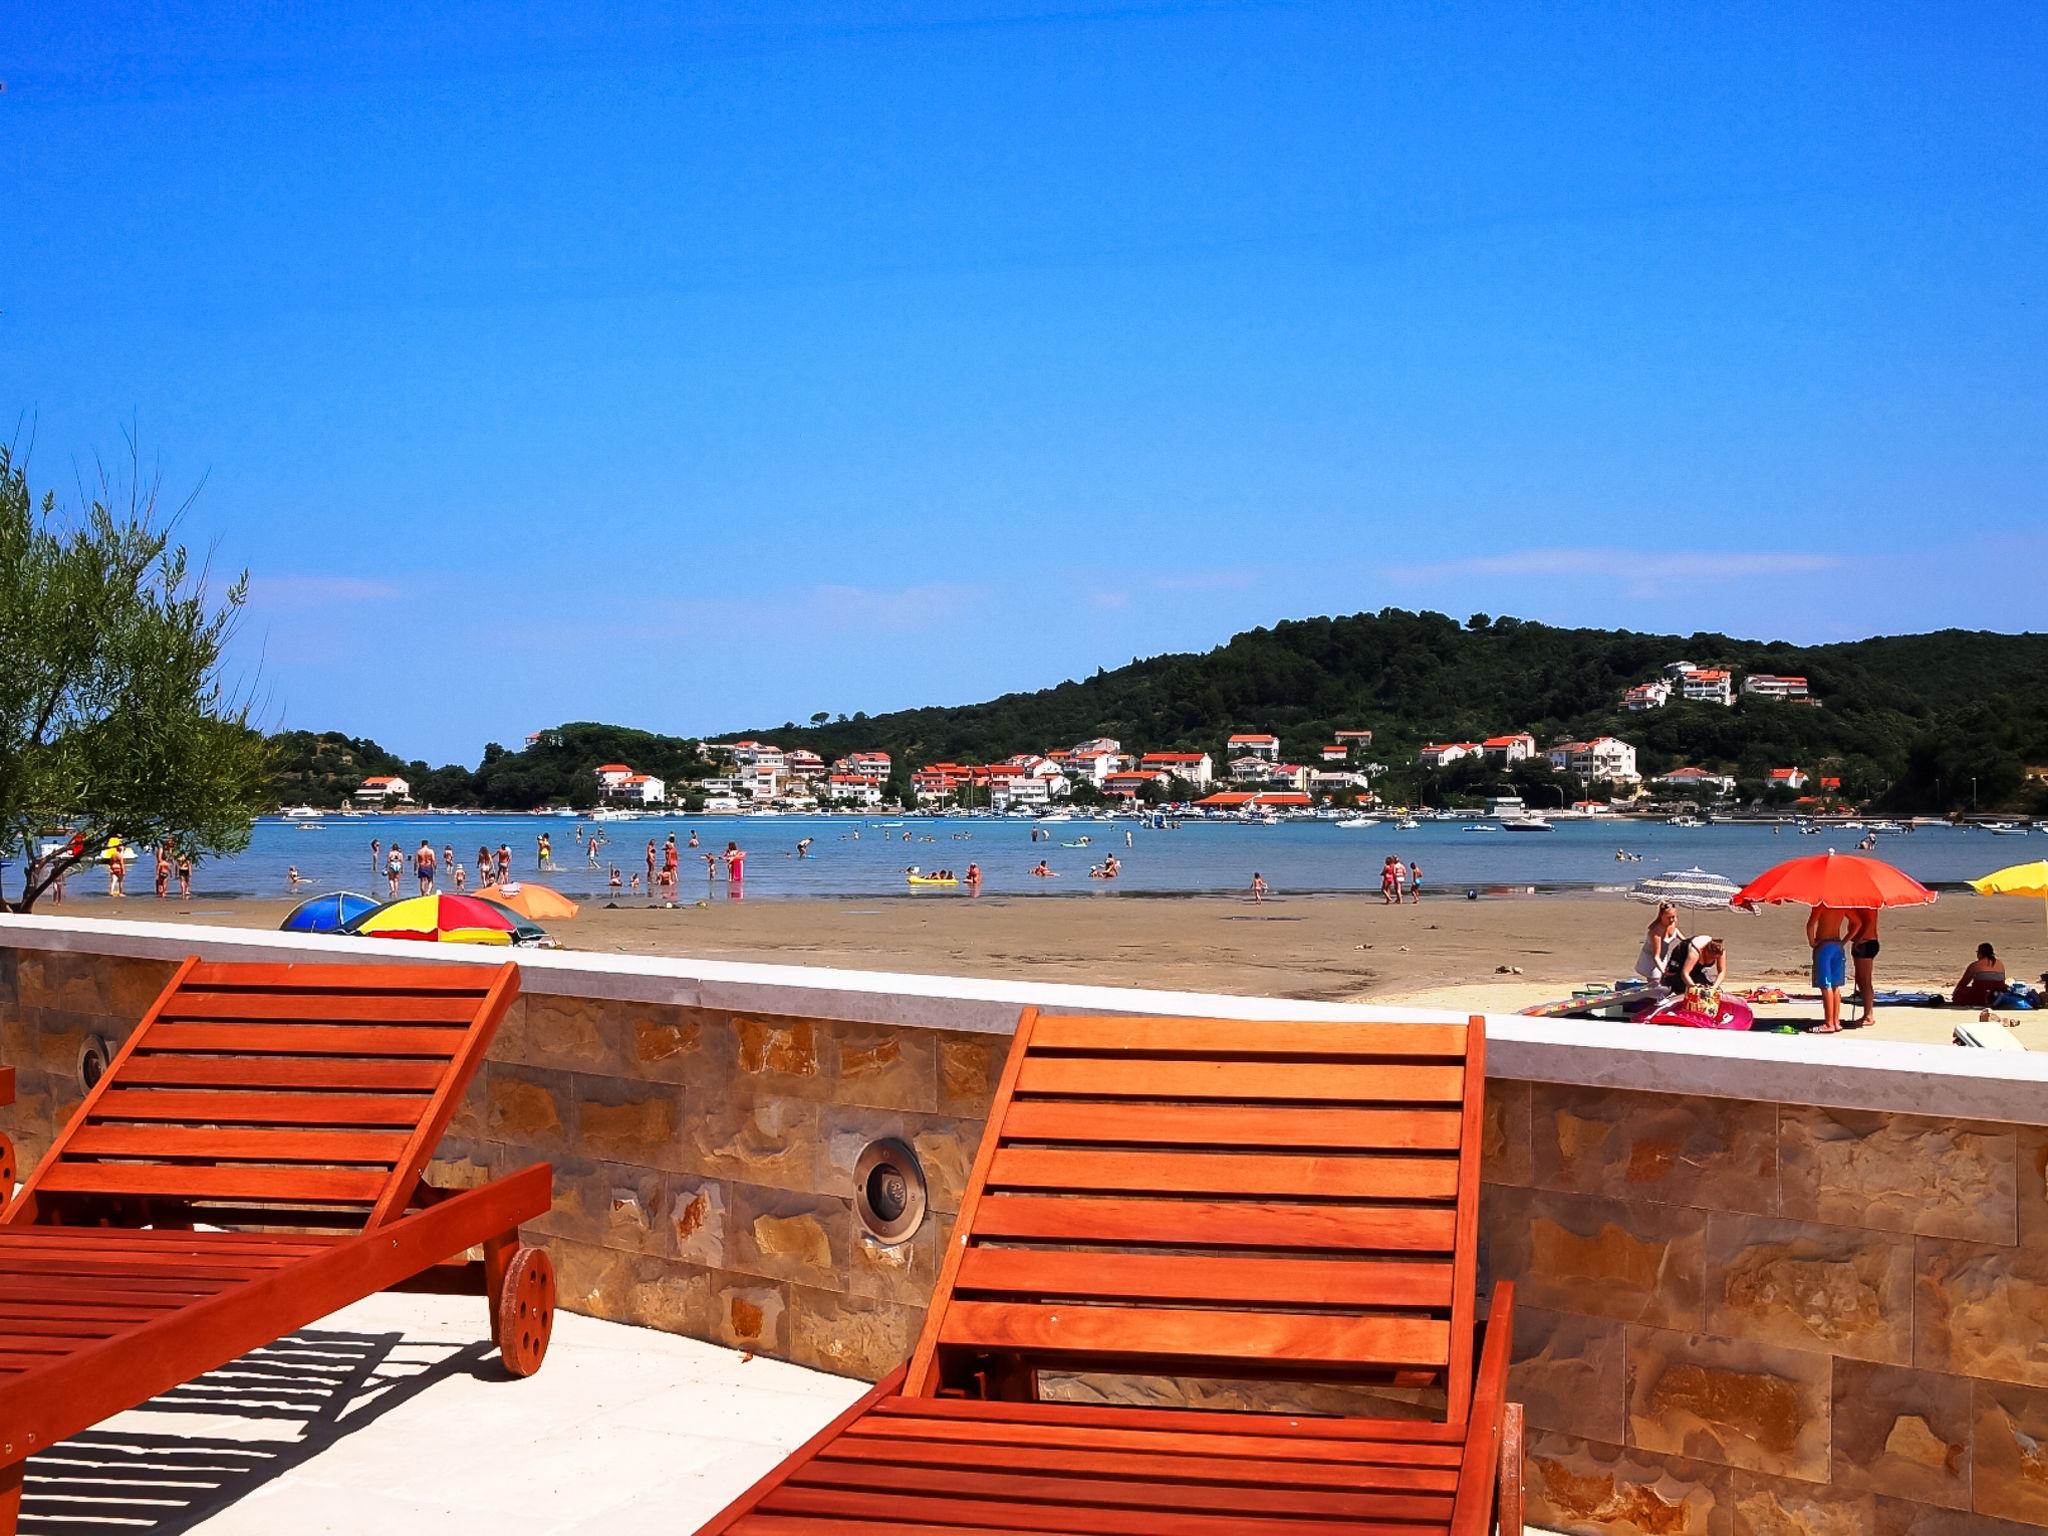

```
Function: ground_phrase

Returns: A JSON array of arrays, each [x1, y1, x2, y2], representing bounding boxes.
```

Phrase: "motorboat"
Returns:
[[1987, 822, 2029, 836], [1668, 816, 1705, 828], [1499, 814, 1554, 832], [1460, 824, 1500, 833], [281, 805, 323, 821], [1335, 817, 1380, 829], [1394, 817, 1420, 830]]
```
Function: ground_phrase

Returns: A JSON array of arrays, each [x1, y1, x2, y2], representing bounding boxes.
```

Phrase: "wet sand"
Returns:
[[50, 889, 2048, 1047]]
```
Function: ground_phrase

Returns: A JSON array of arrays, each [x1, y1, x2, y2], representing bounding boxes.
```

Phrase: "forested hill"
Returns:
[[275, 613, 2048, 813], [734, 612, 2048, 811]]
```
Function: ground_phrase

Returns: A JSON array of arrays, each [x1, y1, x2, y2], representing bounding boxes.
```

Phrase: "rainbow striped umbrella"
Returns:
[[342, 893, 523, 946]]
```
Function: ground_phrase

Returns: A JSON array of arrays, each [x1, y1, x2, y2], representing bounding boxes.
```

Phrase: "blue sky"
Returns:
[[5, 2, 2044, 763]]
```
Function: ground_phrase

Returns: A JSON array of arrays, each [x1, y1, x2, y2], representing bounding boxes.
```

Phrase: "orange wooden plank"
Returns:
[[759, 1485, 1443, 1536], [847, 1412, 1467, 1465], [869, 1395, 1467, 1444], [182, 961, 492, 992], [37, 1164, 388, 1204], [971, 1194, 1460, 1252], [159, 992, 484, 1022], [955, 1249, 1454, 1310], [109, 1057, 446, 1091], [1000, 1100, 1463, 1150], [987, 1146, 1459, 1200], [1029, 1015, 1468, 1058], [817, 1433, 1462, 1492], [140, 1024, 464, 1056], [88, 1089, 432, 1126], [1015, 1058, 1467, 1102], [938, 1301, 1451, 1370], [66, 1126, 413, 1163]]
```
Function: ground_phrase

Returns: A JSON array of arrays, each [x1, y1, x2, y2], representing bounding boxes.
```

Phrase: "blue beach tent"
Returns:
[[280, 891, 381, 934]]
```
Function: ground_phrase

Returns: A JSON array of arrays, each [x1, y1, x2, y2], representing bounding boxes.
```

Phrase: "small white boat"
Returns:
[[1988, 823, 2028, 836], [281, 805, 323, 821], [1461, 824, 1500, 833], [1668, 816, 1705, 828], [1499, 815, 1554, 833], [1336, 817, 1380, 829], [1394, 817, 1420, 831], [1868, 821, 1904, 834]]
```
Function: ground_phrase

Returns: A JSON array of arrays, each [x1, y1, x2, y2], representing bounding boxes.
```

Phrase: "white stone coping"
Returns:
[[7, 913, 2047, 1125]]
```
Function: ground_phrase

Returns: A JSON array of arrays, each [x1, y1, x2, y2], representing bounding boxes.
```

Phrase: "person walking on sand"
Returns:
[[1806, 904, 1853, 1034], [414, 839, 437, 895], [1380, 857, 1398, 905], [1850, 909, 1882, 1026], [1250, 871, 1270, 904], [1408, 861, 1423, 903]]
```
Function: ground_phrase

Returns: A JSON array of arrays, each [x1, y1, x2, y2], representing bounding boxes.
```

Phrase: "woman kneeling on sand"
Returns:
[[1651, 935, 1754, 1031]]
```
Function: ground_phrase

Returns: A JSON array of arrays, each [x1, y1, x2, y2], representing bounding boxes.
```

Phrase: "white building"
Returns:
[[1769, 767, 1809, 792], [1225, 732, 1280, 762], [822, 773, 884, 807], [1417, 742, 1479, 768], [1742, 674, 1811, 701], [608, 773, 665, 804], [1547, 738, 1640, 783], [1058, 746, 1122, 787], [354, 775, 411, 805], [1652, 767, 1736, 797], [1622, 681, 1671, 712], [1228, 754, 1275, 783], [1679, 669, 1734, 706], [835, 752, 892, 779], [784, 749, 826, 778], [1265, 763, 1312, 792], [1481, 734, 1537, 763], [1139, 751, 1213, 787], [1310, 769, 1371, 794], [990, 776, 1055, 812]]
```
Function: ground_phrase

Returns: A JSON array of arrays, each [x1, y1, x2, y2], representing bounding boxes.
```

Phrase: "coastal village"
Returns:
[[345, 657, 1854, 817]]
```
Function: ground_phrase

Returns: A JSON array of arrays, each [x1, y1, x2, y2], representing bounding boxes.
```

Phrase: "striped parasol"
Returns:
[[1627, 867, 1744, 910]]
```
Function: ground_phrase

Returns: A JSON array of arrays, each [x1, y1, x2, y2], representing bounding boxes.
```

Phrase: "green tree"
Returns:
[[1, 445, 270, 910]]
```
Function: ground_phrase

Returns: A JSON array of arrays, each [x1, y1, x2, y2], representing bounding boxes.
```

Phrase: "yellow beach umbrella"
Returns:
[[1969, 861, 2048, 943]]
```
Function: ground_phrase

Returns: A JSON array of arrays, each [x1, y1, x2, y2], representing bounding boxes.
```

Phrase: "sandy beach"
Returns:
[[54, 889, 2048, 1048]]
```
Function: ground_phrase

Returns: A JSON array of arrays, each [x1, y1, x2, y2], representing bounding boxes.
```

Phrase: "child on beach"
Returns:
[[1250, 871, 1269, 904], [1408, 862, 1423, 903], [609, 866, 623, 892], [452, 862, 467, 892]]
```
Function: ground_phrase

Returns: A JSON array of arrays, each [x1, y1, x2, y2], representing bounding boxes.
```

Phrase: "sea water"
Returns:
[[32, 814, 2018, 903]]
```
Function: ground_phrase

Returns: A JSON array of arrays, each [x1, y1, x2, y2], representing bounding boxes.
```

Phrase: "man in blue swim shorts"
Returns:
[[1807, 904, 1851, 1034]]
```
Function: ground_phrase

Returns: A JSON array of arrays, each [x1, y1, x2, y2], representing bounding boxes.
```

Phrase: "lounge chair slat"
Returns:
[[66, 1127, 415, 1163], [89, 1089, 432, 1125], [37, 1164, 390, 1204], [1029, 1016, 1468, 1058], [160, 992, 485, 1023], [1015, 1059, 1466, 1102], [845, 1413, 1467, 1463], [139, 1024, 464, 1056], [1000, 1101, 1463, 1150], [759, 1485, 1441, 1536], [785, 1456, 1457, 1520], [938, 1301, 1451, 1371], [954, 1250, 1455, 1309], [986, 1146, 1460, 1200], [110, 1057, 448, 1091], [971, 1194, 1459, 1252], [182, 962, 493, 992], [821, 1432, 1463, 1490]]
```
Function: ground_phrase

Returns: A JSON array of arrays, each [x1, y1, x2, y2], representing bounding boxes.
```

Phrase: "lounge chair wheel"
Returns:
[[495, 1244, 555, 1377]]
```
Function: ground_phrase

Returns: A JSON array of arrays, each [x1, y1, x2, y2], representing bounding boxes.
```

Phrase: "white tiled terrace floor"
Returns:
[[23, 1291, 1557, 1534]]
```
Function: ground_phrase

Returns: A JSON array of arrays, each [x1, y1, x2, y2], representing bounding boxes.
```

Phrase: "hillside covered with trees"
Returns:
[[272, 612, 2048, 814]]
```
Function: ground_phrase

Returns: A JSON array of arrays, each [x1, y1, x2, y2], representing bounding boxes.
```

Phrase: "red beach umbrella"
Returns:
[[1729, 852, 1937, 913]]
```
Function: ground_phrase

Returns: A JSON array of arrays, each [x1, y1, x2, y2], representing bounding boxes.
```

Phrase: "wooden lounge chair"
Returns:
[[700, 1007, 1521, 1536], [0, 957, 555, 1531]]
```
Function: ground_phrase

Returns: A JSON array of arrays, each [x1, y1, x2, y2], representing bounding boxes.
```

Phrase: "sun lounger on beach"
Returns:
[[697, 1005, 1523, 1536], [0, 958, 555, 1531]]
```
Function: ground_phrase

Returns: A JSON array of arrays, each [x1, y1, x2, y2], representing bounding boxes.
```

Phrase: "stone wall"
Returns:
[[9, 927, 2048, 1533], [1486, 1080, 2048, 1534]]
